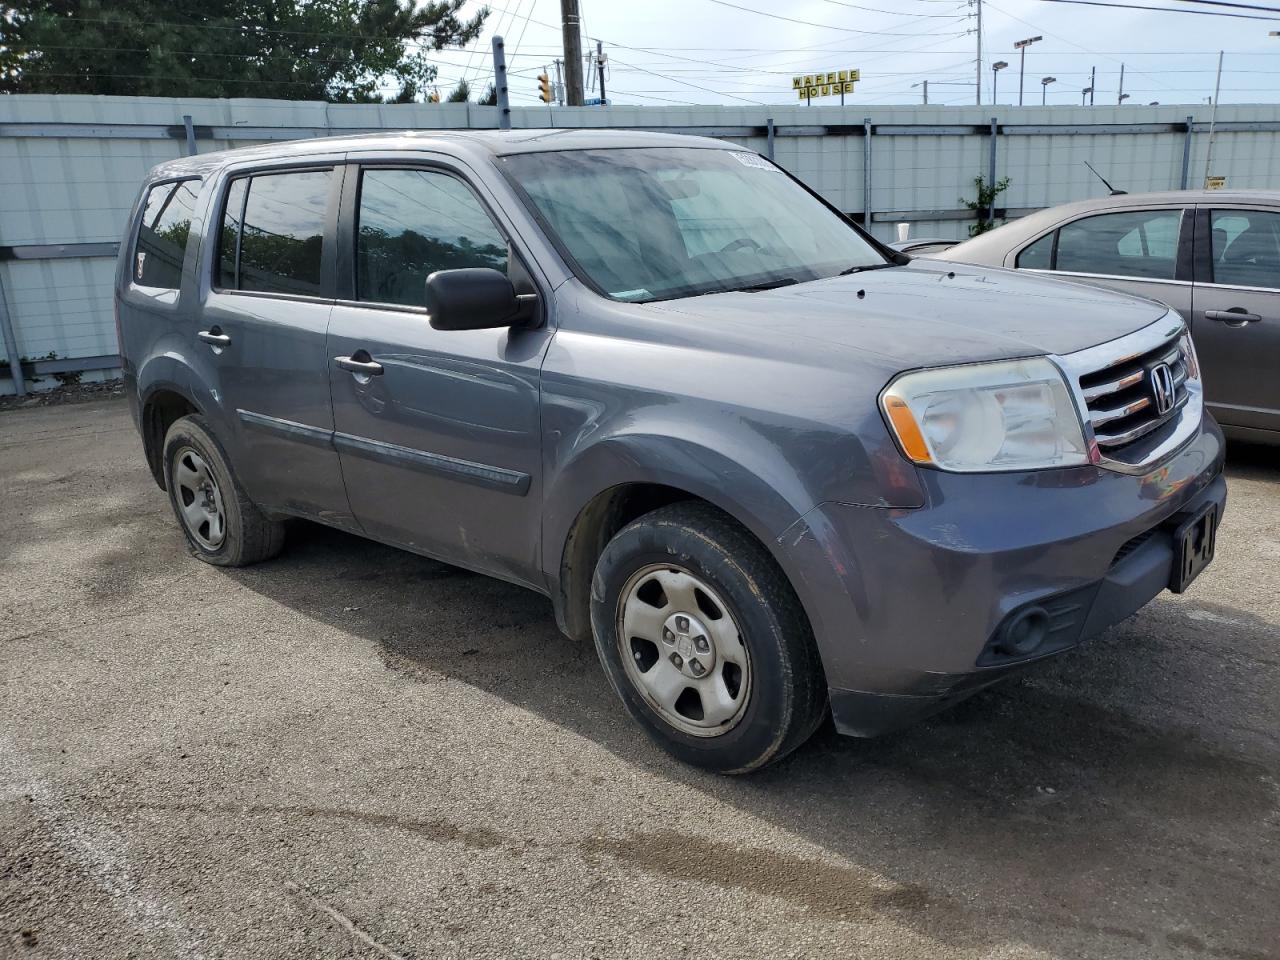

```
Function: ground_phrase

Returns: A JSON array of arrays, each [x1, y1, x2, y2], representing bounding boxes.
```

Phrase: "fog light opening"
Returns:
[[997, 606, 1050, 657]]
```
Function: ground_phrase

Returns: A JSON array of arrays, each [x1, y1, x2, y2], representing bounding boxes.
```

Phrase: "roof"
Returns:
[[937, 187, 1280, 263], [145, 127, 736, 181]]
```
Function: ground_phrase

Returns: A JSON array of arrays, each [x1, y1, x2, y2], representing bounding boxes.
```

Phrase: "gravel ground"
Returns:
[[1, 398, 1277, 960]]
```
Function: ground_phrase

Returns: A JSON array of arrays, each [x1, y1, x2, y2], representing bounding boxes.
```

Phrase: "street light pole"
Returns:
[[992, 61, 1008, 105], [1041, 76, 1056, 106], [912, 80, 929, 104], [1014, 36, 1042, 107]]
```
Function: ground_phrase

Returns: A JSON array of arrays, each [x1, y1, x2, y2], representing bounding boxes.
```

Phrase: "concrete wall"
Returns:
[[3, 94, 1279, 393]]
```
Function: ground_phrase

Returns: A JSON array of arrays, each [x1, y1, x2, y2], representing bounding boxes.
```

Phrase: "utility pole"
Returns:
[[974, 0, 983, 105], [1204, 50, 1224, 186], [1090, 66, 1096, 105], [595, 39, 607, 105], [491, 35, 511, 130], [1117, 63, 1128, 105], [561, 0, 584, 106], [1014, 36, 1041, 107]]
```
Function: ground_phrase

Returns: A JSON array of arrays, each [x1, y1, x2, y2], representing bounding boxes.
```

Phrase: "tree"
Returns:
[[0, 0, 490, 103], [960, 175, 1011, 237], [445, 78, 470, 102]]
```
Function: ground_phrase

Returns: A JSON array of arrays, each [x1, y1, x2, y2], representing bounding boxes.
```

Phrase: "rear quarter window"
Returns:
[[133, 179, 201, 289]]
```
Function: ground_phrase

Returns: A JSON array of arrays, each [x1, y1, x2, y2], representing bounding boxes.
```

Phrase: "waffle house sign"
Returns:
[[793, 70, 860, 101]]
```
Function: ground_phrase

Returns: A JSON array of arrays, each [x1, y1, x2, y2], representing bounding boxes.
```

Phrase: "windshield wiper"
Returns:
[[838, 262, 896, 276], [734, 276, 799, 292]]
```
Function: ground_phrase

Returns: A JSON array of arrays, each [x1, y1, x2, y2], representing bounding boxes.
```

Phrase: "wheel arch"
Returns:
[[544, 434, 818, 645], [140, 384, 202, 488]]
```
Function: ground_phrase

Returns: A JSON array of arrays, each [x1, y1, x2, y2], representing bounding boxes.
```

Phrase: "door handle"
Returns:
[[197, 330, 231, 346], [334, 355, 384, 376], [1205, 309, 1262, 326]]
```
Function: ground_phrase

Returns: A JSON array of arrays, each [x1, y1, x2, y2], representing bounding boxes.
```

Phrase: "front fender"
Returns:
[[541, 420, 843, 648]]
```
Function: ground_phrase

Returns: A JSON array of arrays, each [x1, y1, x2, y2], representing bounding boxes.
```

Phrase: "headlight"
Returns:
[[1179, 330, 1200, 381], [881, 357, 1089, 472]]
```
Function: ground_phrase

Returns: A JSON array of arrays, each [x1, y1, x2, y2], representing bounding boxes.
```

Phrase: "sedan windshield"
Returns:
[[500, 147, 888, 303]]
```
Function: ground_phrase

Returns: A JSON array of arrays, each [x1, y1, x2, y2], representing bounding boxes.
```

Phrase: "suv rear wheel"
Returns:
[[162, 415, 285, 567], [590, 501, 827, 774]]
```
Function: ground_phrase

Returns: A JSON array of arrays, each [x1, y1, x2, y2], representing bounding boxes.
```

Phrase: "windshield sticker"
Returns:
[[613, 288, 652, 301], [731, 152, 779, 171]]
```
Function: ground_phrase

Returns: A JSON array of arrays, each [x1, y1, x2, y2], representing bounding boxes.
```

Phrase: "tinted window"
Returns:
[[217, 170, 331, 296], [1211, 210, 1280, 289], [1016, 232, 1053, 269], [502, 148, 886, 303], [1055, 210, 1181, 280], [217, 177, 248, 290], [134, 179, 200, 288], [357, 169, 507, 306]]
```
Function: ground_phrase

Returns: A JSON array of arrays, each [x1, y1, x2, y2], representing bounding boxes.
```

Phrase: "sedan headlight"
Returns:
[[881, 357, 1089, 472]]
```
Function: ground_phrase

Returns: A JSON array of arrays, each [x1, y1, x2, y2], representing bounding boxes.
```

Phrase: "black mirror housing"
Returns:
[[425, 268, 537, 331]]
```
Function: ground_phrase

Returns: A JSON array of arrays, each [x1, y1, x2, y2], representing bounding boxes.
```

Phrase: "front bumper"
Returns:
[[776, 416, 1226, 737]]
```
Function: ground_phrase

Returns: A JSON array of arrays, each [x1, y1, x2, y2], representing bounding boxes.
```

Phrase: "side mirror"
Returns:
[[425, 268, 537, 331]]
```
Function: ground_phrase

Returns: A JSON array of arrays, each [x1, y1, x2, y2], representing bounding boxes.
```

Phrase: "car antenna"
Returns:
[[1084, 160, 1127, 195]]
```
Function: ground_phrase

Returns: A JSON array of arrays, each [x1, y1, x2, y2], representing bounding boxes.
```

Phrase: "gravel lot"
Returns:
[[1, 398, 1277, 960]]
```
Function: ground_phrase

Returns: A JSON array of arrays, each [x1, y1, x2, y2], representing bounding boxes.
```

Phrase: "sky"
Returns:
[[418, 0, 1280, 108]]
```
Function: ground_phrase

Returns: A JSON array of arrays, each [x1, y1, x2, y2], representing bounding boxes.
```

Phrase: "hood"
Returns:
[[646, 260, 1170, 369]]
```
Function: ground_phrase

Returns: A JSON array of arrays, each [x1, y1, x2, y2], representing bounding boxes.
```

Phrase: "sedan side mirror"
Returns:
[[425, 267, 538, 331]]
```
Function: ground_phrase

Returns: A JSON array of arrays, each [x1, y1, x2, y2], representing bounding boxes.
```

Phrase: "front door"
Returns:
[[198, 163, 356, 526], [326, 163, 553, 588], [1190, 206, 1280, 438], [1017, 206, 1195, 320]]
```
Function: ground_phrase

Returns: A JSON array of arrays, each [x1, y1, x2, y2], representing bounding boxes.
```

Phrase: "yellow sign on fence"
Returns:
[[792, 70, 860, 100]]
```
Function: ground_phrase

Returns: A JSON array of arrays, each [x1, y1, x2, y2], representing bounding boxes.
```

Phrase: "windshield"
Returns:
[[500, 147, 888, 303]]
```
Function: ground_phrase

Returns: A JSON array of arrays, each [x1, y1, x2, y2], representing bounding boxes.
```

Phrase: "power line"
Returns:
[[4, 13, 483, 47], [604, 55, 766, 103], [814, 0, 980, 16], [1174, 0, 1280, 11], [702, 0, 972, 34], [1038, 0, 1280, 18]]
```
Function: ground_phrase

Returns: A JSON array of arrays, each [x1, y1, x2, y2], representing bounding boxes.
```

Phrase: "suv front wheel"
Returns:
[[590, 502, 827, 773], [161, 415, 285, 567]]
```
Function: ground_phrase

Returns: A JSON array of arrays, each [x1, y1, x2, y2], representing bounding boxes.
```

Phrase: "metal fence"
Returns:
[[4, 94, 1280, 395]]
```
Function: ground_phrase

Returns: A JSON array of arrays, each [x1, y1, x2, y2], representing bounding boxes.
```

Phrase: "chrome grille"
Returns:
[[1077, 332, 1189, 453]]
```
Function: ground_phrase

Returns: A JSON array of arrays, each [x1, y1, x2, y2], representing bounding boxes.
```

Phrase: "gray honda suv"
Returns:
[[117, 129, 1226, 773]]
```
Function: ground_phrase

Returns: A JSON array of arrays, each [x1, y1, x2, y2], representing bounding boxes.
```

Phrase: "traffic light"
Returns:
[[537, 72, 553, 104]]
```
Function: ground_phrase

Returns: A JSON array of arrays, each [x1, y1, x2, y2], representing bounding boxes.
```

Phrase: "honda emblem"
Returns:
[[1149, 363, 1176, 415]]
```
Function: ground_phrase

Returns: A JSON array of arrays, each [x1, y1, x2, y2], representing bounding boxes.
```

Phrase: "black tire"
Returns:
[[590, 501, 827, 774], [161, 414, 285, 567]]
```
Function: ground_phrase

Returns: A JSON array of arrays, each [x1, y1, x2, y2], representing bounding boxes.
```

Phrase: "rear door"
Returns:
[[195, 161, 356, 526], [325, 159, 553, 588], [1010, 205, 1195, 319], [1190, 206, 1280, 437]]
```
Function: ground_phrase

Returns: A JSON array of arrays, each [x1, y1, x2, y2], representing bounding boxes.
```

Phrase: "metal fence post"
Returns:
[[863, 118, 872, 231], [766, 117, 774, 161], [0, 269, 26, 397], [182, 114, 197, 156], [492, 36, 511, 131], [1181, 115, 1194, 190]]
